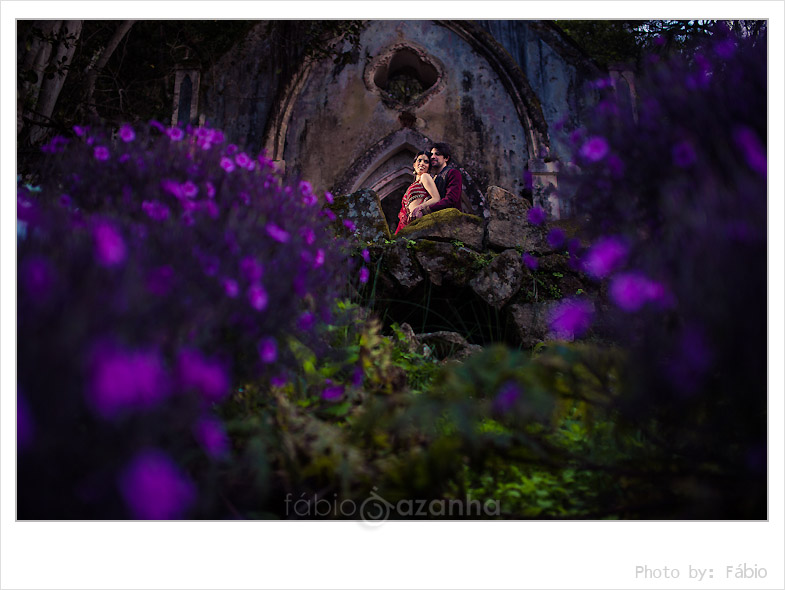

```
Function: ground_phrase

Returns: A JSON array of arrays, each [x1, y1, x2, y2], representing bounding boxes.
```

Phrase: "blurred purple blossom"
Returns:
[[247, 284, 268, 311], [322, 209, 337, 221], [271, 375, 288, 388], [181, 181, 198, 198], [527, 206, 546, 226], [118, 124, 136, 142], [298, 311, 315, 331], [222, 278, 239, 298], [142, 200, 170, 221], [93, 221, 127, 267], [672, 140, 697, 168], [580, 136, 609, 162], [493, 381, 521, 413], [609, 272, 668, 312], [583, 236, 628, 279], [235, 152, 252, 168], [240, 257, 264, 283], [321, 380, 345, 401], [324, 191, 335, 204], [206, 181, 216, 198], [89, 346, 171, 418], [41, 135, 69, 154], [20, 256, 56, 302], [548, 299, 594, 339], [177, 349, 230, 401], [94, 146, 110, 161], [522, 253, 538, 270], [220, 157, 235, 173], [258, 337, 278, 364], [194, 417, 230, 459], [314, 249, 325, 268], [361, 248, 370, 263], [733, 126, 766, 176], [302, 227, 316, 245], [119, 450, 196, 519], [266, 223, 290, 243], [351, 366, 364, 387], [343, 219, 356, 232], [166, 127, 185, 141], [547, 228, 566, 249], [359, 267, 370, 284]]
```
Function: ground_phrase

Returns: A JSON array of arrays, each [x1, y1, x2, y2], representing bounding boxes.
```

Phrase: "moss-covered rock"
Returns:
[[329, 188, 392, 243], [413, 240, 481, 287], [397, 208, 484, 251], [469, 249, 527, 309]]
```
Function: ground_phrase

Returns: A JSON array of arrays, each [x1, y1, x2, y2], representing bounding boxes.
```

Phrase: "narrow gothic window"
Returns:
[[178, 75, 193, 125]]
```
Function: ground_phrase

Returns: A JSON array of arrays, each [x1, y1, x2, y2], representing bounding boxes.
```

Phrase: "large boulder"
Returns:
[[329, 189, 391, 242], [469, 249, 527, 309], [382, 242, 424, 292], [397, 208, 484, 251], [413, 240, 479, 287], [485, 185, 548, 251]]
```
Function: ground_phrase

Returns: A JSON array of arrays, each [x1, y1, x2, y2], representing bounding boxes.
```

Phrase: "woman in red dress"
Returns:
[[394, 152, 441, 235]]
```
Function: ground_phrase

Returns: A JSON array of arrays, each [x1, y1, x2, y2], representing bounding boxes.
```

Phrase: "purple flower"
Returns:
[[548, 299, 594, 339], [194, 417, 230, 459], [226, 144, 239, 156], [351, 367, 364, 387], [343, 219, 356, 232], [93, 221, 127, 267], [235, 152, 252, 168], [583, 236, 628, 279], [522, 253, 539, 270], [298, 311, 315, 331], [177, 349, 230, 401], [166, 127, 185, 141], [324, 191, 335, 204], [359, 267, 370, 284], [580, 136, 610, 162], [206, 181, 216, 198], [204, 200, 220, 219], [17, 391, 34, 451], [220, 157, 235, 173], [240, 257, 264, 282], [322, 209, 337, 221], [547, 228, 566, 249], [266, 223, 290, 243], [20, 256, 55, 302], [493, 381, 521, 413], [527, 206, 546, 226], [301, 227, 316, 245], [119, 450, 196, 519], [73, 125, 89, 137], [149, 120, 165, 132], [94, 146, 110, 161], [146, 265, 175, 296], [271, 375, 288, 388], [609, 272, 666, 312], [181, 181, 198, 198], [733, 126, 766, 176], [258, 337, 278, 364], [361, 248, 370, 263], [222, 278, 239, 298], [118, 124, 136, 142], [248, 284, 268, 311], [89, 347, 171, 418], [672, 140, 697, 168], [314, 249, 325, 268], [321, 380, 345, 401], [41, 135, 69, 153], [142, 200, 170, 221]]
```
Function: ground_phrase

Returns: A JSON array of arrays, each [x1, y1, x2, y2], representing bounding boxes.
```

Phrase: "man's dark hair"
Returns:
[[430, 142, 452, 162]]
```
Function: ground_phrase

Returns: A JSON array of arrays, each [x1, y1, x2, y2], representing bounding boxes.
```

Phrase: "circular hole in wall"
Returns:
[[373, 48, 439, 105]]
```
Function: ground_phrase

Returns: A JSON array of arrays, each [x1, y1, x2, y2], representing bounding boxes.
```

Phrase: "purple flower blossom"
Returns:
[[41, 135, 69, 153], [142, 200, 170, 221], [580, 136, 610, 162], [361, 249, 370, 263], [226, 144, 239, 156], [321, 380, 345, 401], [609, 272, 666, 312], [583, 236, 628, 279], [314, 249, 325, 268], [177, 349, 230, 401], [118, 450, 196, 519], [181, 181, 198, 198], [493, 381, 521, 413], [194, 417, 230, 459], [548, 299, 594, 339], [248, 284, 268, 311], [89, 347, 171, 418], [266, 223, 290, 243], [240, 257, 264, 283], [522, 253, 539, 270], [118, 124, 136, 142], [672, 140, 697, 168], [20, 256, 55, 302], [73, 125, 89, 137], [149, 120, 165, 132], [359, 267, 370, 284], [146, 265, 175, 296], [271, 375, 288, 388], [527, 206, 546, 226], [206, 181, 216, 198], [220, 157, 235, 173], [547, 228, 566, 249], [166, 127, 185, 141], [204, 200, 220, 219], [324, 191, 335, 204], [351, 367, 364, 388], [257, 337, 278, 364], [93, 221, 127, 267], [94, 146, 110, 161], [301, 227, 316, 245], [235, 152, 252, 168], [733, 126, 766, 176], [222, 278, 239, 298], [17, 391, 34, 451], [298, 311, 315, 331], [343, 219, 356, 232]]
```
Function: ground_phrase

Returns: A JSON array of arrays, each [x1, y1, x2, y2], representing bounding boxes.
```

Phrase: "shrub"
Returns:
[[17, 122, 352, 518]]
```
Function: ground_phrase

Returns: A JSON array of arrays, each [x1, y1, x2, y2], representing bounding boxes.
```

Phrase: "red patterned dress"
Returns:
[[395, 181, 430, 235]]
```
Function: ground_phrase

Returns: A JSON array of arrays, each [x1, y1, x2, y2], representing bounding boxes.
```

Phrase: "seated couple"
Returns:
[[394, 142, 463, 235]]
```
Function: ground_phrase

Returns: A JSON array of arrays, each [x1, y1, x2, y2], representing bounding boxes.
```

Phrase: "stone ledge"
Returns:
[[396, 208, 484, 251]]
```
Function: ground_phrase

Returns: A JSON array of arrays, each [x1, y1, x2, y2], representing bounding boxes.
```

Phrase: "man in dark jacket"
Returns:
[[413, 142, 463, 218]]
